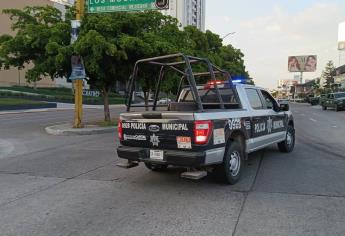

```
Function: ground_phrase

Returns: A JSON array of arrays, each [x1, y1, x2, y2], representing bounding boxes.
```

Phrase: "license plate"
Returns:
[[150, 150, 164, 160]]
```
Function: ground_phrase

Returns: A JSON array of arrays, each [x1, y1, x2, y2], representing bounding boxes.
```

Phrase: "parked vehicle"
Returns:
[[116, 54, 295, 185], [307, 95, 320, 106], [305, 94, 315, 104], [278, 98, 290, 104], [321, 92, 345, 111], [157, 98, 171, 105]]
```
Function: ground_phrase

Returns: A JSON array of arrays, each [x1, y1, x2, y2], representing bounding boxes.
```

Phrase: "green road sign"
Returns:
[[88, 0, 157, 13]]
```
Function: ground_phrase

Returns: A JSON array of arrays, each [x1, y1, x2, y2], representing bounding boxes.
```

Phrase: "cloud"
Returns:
[[223, 16, 230, 23], [265, 23, 281, 32]]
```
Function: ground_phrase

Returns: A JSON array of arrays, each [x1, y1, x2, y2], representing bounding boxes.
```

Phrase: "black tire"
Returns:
[[335, 105, 339, 112], [215, 140, 244, 185], [278, 125, 295, 153], [322, 106, 327, 110], [144, 163, 168, 171]]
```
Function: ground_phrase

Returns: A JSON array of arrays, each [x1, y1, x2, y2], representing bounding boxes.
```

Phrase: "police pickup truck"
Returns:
[[116, 54, 295, 184]]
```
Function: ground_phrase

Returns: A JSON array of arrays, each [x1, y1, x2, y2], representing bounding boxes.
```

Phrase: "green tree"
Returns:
[[322, 60, 335, 90], [0, 6, 72, 83], [179, 26, 249, 84], [1, 6, 250, 121], [74, 11, 182, 114], [312, 77, 321, 95]]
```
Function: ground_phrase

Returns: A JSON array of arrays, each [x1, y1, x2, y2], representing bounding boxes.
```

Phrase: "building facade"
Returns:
[[161, 0, 206, 32], [277, 79, 299, 99], [0, 0, 57, 87], [335, 65, 345, 89]]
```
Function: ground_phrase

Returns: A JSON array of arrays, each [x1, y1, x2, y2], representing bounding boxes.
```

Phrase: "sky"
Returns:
[[205, 0, 345, 89]]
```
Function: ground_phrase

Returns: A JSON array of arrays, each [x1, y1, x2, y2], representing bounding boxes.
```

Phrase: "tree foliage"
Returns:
[[322, 60, 335, 90], [0, 6, 72, 82], [0, 6, 250, 121]]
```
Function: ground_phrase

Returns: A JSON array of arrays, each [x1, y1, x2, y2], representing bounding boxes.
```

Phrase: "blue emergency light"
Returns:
[[231, 75, 248, 84]]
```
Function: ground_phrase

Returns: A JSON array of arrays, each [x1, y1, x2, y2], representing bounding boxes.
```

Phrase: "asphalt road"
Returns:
[[0, 104, 344, 236]]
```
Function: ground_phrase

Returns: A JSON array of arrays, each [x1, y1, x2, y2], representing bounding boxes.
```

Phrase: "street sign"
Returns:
[[83, 90, 100, 97], [155, 0, 169, 9], [71, 20, 81, 44], [69, 55, 86, 80], [88, 0, 158, 13]]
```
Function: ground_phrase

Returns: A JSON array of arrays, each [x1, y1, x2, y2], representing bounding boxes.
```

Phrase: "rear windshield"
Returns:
[[178, 88, 240, 109], [334, 93, 345, 98]]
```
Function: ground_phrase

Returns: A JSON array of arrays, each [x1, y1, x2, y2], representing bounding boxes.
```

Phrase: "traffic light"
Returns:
[[155, 0, 169, 10]]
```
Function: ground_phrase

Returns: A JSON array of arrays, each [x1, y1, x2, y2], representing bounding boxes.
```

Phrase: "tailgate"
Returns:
[[120, 112, 195, 150]]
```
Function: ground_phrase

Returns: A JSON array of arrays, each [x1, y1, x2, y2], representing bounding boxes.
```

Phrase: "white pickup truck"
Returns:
[[117, 54, 295, 184]]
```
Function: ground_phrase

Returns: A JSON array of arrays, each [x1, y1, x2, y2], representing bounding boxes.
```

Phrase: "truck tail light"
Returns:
[[194, 120, 212, 145], [118, 119, 123, 141]]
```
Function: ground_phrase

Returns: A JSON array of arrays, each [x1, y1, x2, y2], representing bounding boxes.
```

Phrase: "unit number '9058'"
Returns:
[[228, 118, 241, 130]]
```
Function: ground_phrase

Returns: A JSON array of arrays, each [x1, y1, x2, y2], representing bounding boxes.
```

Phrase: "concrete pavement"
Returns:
[[0, 104, 344, 235]]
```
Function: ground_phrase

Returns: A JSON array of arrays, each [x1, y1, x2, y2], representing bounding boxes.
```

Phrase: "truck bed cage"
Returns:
[[126, 53, 233, 112]]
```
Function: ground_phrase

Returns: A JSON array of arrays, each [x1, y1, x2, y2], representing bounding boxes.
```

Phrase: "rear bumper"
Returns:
[[117, 146, 224, 167]]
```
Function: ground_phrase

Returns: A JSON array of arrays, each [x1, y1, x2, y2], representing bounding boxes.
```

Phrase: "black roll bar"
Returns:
[[125, 53, 232, 112]]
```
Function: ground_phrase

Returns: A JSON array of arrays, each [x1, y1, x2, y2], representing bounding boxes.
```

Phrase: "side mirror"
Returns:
[[279, 103, 290, 112]]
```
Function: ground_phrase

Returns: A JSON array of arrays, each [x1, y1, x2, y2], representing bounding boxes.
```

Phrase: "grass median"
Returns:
[[0, 98, 46, 106], [0, 86, 126, 105]]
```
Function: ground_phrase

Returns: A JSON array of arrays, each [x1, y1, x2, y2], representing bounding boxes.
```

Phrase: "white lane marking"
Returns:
[[332, 125, 337, 128], [0, 139, 15, 159], [309, 118, 317, 122], [300, 113, 306, 116]]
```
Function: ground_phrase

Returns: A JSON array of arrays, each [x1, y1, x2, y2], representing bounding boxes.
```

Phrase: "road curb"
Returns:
[[0, 103, 57, 111], [45, 123, 116, 136]]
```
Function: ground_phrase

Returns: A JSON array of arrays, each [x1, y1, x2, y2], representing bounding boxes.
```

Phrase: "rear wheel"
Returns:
[[216, 140, 244, 185], [322, 106, 327, 110], [144, 163, 168, 171], [278, 125, 295, 153]]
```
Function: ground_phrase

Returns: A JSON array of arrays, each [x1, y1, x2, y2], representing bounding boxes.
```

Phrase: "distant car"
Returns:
[[307, 95, 320, 106], [321, 92, 345, 111], [277, 98, 289, 104], [157, 98, 171, 105]]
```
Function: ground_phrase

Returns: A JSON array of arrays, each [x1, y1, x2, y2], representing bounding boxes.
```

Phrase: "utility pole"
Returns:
[[74, 0, 84, 128]]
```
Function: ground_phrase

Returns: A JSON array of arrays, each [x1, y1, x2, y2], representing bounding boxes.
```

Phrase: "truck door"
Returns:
[[329, 94, 335, 107], [259, 89, 287, 142], [244, 88, 286, 152]]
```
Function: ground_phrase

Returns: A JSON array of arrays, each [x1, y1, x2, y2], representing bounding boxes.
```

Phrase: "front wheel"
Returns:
[[278, 125, 295, 153], [144, 163, 168, 171], [335, 105, 339, 112], [216, 140, 244, 185]]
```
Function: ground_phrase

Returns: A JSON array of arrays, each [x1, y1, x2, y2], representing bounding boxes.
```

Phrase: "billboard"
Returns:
[[339, 22, 345, 50], [288, 55, 317, 72]]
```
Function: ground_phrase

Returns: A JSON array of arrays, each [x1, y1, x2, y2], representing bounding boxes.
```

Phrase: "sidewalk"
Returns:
[[45, 123, 116, 136]]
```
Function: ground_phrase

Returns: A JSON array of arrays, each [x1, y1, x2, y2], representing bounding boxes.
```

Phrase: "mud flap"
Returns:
[[116, 161, 139, 169], [181, 170, 207, 180]]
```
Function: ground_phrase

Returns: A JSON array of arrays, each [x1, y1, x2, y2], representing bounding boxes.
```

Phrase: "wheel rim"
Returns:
[[229, 151, 241, 176], [286, 130, 293, 147]]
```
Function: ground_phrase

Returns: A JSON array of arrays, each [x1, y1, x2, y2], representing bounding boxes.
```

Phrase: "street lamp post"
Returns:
[[222, 32, 236, 40]]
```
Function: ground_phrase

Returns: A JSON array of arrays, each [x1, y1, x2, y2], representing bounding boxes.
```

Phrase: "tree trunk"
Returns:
[[102, 87, 111, 122]]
